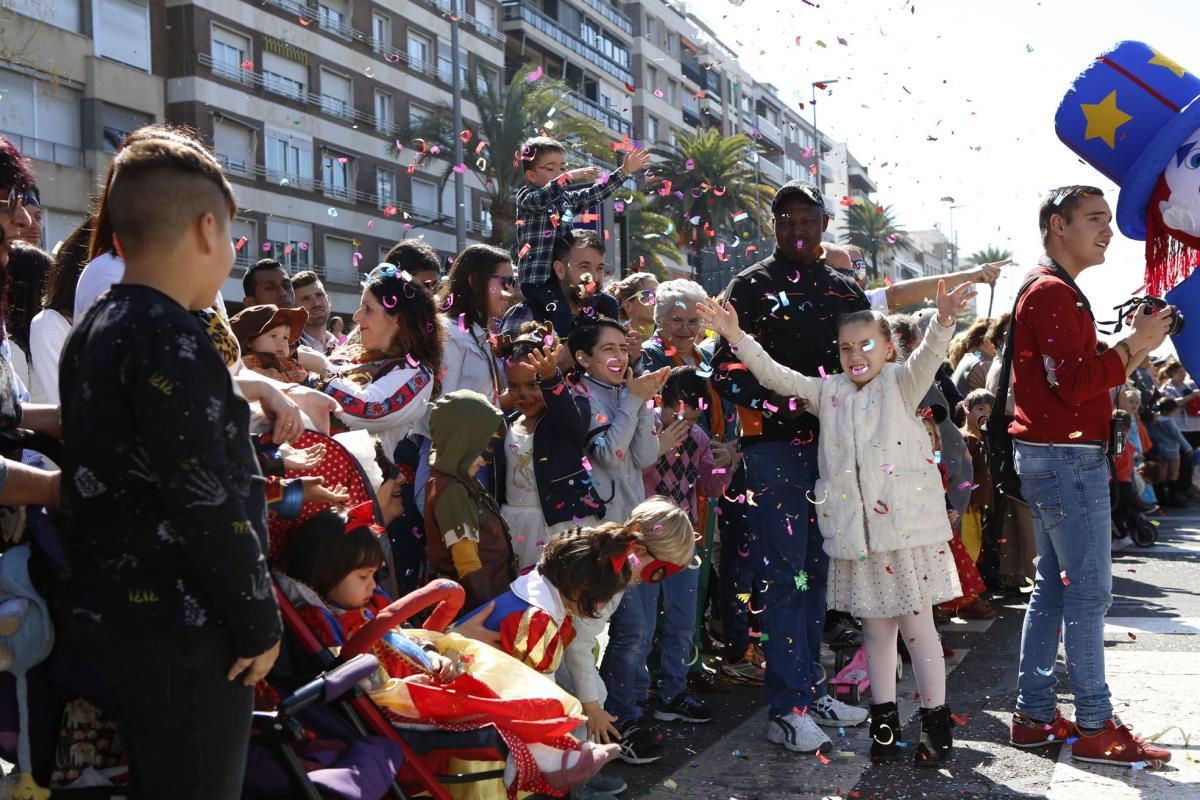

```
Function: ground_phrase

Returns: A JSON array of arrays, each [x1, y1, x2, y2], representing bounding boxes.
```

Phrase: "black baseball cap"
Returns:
[[772, 180, 828, 216]]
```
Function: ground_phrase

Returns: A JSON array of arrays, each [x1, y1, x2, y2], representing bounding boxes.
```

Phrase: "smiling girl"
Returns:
[[698, 280, 975, 768]]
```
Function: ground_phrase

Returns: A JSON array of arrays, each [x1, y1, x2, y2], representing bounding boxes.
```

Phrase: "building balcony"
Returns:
[[502, 1, 632, 85], [256, 0, 503, 48], [753, 155, 785, 187], [567, 92, 632, 136], [754, 115, 782, 148], [848, 163, 876, 195], [0, 129, 84, 168], [198, 52, 401, 136], [580, 0, 633, 35]]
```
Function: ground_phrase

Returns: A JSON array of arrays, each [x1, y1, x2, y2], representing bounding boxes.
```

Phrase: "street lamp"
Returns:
[[450, 0, 466, 252], [940, 196, 963, 272], [811, 79, 838, 197]]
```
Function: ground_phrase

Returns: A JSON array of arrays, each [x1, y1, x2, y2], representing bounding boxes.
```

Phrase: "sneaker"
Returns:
[[1010, 709, 1078, 749], [614, 719, 663, 765], [1070, 717, 1172, 768], [576, 770, 627, 797], [766, 710, 833, 754], [721, 645, 767, 684], [1112, 535, 1134, 552], [654, 691, 713, 723], [810, 694, 869, 727], [687, 664, 726, 694]]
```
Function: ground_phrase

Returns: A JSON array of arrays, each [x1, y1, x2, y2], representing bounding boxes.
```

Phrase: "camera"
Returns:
[[1107, 295, 1185, 337]]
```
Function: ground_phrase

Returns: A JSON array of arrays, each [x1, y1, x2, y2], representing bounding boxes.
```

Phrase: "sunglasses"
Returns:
[[492, 274, 517, 290], [626, 288, 656, 305], [0, 187, 38, 217]]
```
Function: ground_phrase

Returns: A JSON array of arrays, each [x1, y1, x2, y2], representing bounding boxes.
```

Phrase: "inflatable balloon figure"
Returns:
[[1056, 41, 1200, 372]]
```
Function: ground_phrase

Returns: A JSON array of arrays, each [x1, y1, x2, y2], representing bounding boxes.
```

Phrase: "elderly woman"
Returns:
[[609, 271, 658, 343], [642, 279, 708, 370]]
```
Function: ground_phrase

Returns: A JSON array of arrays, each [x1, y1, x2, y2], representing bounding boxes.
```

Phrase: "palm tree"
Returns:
[[969, 245, 1013, 266], [622, 193, 683, 279], [648, 128, 774, 254], [388, 64, 614, 248], [841, 202, 913, 279]]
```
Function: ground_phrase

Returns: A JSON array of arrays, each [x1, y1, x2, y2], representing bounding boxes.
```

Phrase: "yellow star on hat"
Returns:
[[1148, 48, 1187, 79], [1081, 90, 1133, 149]]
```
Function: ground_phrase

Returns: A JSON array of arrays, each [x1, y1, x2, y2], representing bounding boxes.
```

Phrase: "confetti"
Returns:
[[527, 65, 543, 81], [1060, 570, 1070, 586]]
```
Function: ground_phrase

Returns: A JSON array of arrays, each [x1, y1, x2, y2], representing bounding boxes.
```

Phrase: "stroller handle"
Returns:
[[339, 580, 465, 662], [277, 653, 380, 718]]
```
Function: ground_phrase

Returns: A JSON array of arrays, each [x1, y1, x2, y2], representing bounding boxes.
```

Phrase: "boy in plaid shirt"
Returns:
[[515, 136, 649, 336]]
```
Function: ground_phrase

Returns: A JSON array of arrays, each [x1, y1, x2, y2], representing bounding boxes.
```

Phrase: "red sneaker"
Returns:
[[1070, 718, 1172, 768], [1010, 709, 1078, 748]]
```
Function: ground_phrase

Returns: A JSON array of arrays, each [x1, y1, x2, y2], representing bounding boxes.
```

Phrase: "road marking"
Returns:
[[1104, 617, 1200, 636]]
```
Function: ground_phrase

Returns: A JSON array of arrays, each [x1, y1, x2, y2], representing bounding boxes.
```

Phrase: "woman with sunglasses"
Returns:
[[0, 138, 37, 270], [435, 243, 516, 409], [610, 271, 659, 343]]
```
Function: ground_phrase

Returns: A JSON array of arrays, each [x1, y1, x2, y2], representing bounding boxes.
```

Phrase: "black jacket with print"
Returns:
[[59, 285, 281, 657]]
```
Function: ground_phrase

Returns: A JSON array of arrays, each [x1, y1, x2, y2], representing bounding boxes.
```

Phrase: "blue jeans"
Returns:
[[1014, 441, 1114, 727], [600, 589, 649, 724], [637, 566, 700, 703], [742, 441, 829, 718]]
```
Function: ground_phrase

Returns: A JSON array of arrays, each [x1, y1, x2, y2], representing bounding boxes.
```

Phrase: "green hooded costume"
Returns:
[[423, 390, 514, 609]]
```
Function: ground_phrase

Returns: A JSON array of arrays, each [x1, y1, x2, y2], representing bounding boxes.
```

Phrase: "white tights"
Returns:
[[862, 607, 946, 708]]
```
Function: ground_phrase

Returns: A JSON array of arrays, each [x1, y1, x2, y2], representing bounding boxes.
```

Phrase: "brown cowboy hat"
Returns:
[[230, 304, 309, 352]]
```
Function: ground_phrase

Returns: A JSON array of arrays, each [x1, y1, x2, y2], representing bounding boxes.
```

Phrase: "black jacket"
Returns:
[[494, 371, 607, 525], [711, 251, 869, 446]]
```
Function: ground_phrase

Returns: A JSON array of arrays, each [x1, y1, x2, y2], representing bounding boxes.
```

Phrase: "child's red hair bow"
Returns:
[[344, 501, 384, 536], [610, 541, 635, 575]]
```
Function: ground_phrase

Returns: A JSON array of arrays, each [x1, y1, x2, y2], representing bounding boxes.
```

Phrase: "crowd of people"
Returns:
[[0, 126, 1184, 798]]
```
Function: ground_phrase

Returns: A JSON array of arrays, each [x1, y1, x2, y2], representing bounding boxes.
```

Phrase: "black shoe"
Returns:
[[653, 691, 713, 723], [615, 719, 663, 765], [869, 702, 901, 764], [915, 705, 955, 768]]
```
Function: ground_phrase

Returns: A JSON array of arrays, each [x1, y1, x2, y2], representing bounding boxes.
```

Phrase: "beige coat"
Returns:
[[730, 317, 955, 560]]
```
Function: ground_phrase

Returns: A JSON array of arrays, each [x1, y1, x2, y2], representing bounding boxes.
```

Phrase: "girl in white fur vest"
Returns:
[[697, 280, 975, 769]]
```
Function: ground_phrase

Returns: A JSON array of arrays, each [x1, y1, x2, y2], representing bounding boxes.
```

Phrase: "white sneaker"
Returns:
[[766, 710, 833, 753], [810, 694, 869, 727], [1112, 535, 1133, 552]]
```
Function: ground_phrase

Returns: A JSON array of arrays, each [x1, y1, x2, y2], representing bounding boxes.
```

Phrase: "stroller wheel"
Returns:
[[1133, 517, 1158, 547]]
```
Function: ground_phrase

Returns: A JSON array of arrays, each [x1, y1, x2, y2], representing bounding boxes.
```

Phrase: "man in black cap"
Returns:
[[711, 180, 870, 754]]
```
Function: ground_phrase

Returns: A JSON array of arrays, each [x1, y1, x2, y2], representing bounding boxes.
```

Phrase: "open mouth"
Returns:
[[606, 357, 624, 374], [850, 364, 868, 376]]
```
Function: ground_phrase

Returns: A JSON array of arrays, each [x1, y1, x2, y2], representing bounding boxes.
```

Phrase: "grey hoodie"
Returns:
[[580, 374, 659, 524]]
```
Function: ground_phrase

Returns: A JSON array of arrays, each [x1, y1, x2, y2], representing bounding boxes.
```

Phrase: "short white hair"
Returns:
[[654, 279, 708, 325]]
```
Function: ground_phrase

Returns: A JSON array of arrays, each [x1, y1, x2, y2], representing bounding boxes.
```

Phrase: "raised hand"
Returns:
[[527, 343, 564, 381], [972, 259, 1011, 285], [621, 147, 651, 175], [565, 166, 601, 183], [696, 297, 743, 341], [627, 366, 671, 400], [936, 279, 977, 327], [281, 442, 326, 472]]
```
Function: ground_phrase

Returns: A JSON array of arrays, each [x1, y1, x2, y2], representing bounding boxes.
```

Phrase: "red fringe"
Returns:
[[1144, 174, 1200, 297]]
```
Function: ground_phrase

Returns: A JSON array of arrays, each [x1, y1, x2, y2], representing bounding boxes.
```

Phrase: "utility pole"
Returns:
[[811, 79, 838, 197], [450, 0, 466, 252]]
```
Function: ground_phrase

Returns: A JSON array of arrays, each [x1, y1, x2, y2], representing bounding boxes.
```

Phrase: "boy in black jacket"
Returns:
[[59, 137, 281, 799]]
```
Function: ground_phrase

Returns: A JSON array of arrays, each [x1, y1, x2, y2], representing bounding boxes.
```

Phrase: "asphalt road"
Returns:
[[607, 507, 1200, 800]]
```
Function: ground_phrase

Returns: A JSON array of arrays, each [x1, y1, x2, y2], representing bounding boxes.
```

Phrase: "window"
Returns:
[[319, 68, 352, 120], [211, 26, 252, 83], [645, 15, 657, 42], [98, 102, 149, 153], [231, 218, 257, 267], [7, 0, 82, 33], [371, 12, 391, 54], [667, 80, 677, 105], [645, 115, 658, 144], [437, 39, 467, 85], [265, 129, 313, 186], [646, 65, 658, 93], [94, 0, 149, 70], [407, 31, 432, 74], [373, 90, 393, 133], [262, 52, 307, 100], [266, 218, 312, 271], [409, 102, 432, 131], [410, 177, 438, 215], [476, 64, 498, 96], [474, 2, 497, 32], [376, 168, 396, 208], [0, 70, 83, 167], [43, 211, 86, 255], [318, 0, 349, 38], [323, 235, 356, 280], [480, 201, 492, 237], [321, 151, 354, 200], [213, 118, 255, 175]]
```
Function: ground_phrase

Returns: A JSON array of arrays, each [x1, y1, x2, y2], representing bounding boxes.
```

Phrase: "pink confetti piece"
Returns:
[[452, 163, 468, 173], [581, 456, 593, 472], [818, 366, 829, 380], [527, 65, 543, 81]]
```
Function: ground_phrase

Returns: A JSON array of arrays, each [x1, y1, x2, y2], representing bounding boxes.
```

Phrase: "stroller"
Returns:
[[267, 430, 588, 799]]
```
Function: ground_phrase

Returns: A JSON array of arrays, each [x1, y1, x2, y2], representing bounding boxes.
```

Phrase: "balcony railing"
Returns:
[[580, 0, 632, 35], [502, 2, 633, 85], [0, 129, 83, 168], [198, 52, 401, 136], [566, 92, 631, 136], [428, 0, 506, 42]]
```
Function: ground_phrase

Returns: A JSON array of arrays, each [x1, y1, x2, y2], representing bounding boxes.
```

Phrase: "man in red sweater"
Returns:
[[1007, 185, 1174, 767]]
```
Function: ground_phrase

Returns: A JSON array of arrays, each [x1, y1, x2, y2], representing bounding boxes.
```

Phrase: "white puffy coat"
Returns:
[[731, 317, 955, 560]]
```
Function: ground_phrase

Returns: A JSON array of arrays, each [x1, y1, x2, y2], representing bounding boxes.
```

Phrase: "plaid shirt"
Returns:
[[514, 166, 628, 287]]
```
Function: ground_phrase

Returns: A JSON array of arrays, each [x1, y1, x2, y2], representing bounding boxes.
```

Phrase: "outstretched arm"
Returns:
[[886, 260, 1007, 311]]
